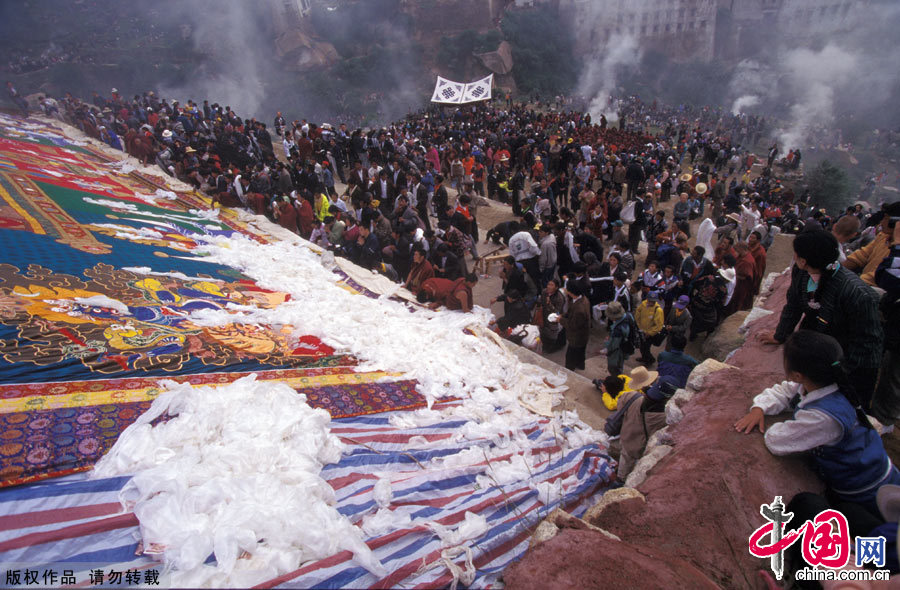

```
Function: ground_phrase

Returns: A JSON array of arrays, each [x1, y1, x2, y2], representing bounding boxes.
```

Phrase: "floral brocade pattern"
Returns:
[[0, 376, 424, 487], [0, 401, 152, 487], [301, 379, 425, 421]]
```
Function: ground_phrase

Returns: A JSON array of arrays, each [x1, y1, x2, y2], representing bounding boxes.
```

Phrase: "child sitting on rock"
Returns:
[[735, 329, 900, 513]]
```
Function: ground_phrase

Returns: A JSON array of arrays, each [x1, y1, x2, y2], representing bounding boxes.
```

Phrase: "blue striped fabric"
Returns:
[[0, 407, 614, 588]]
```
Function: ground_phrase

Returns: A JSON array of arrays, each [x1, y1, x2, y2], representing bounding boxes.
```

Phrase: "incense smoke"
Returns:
[[153, 1, 275, 118], [725, 2, 900, 150], [578, 32, 643, 123], [726, 60, 773, 115], [775, 44, 858, 150]]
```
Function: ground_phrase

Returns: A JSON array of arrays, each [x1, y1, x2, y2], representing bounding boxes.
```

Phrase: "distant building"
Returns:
[[560, 0, 718, 62], [715, 0, 867, 60], [553, 0, 867, 63], [267, 0, 340, 72], [271, 0, 313, 37]]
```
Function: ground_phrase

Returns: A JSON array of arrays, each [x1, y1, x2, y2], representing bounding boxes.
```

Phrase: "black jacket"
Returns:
[[775, 265, 883, 370]]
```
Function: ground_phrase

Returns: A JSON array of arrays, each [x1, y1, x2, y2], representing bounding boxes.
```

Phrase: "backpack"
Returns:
[[616, 314, 641, 356]]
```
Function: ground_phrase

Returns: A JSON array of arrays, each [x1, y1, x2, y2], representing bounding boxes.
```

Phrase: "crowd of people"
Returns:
[[30, 85, 895, 401], [15, 85, 900, 580], [5, 44, 95, 75]]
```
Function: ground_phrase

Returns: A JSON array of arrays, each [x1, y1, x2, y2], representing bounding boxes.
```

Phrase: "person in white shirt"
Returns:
[[580, 143, 593, 163], [328, 194, 348, 213], [309, 220, 330, 248], [368, 163, 382, 183], [282, 135, 295, 157], [735, 329, 900, 511], [508, 222, 542, 288], [574, 161, 591, 187], [739, 201, 761, 240]]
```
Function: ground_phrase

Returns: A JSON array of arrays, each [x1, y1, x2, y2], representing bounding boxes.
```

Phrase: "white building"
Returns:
[[272, 0, 313, 35], [561, 0, 719, 62], [716, 0, 867, 59]]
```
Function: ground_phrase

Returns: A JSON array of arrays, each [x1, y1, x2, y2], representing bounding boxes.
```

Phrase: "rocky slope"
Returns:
[[503, 271, 827, 589]]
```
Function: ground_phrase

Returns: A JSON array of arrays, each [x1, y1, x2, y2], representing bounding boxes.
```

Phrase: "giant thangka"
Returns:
[[431, 74, 494, 104], [0, 112, 613, 588]]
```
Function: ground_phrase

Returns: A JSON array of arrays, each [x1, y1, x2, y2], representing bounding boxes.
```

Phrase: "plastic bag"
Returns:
[[620, 201, 636, 224]]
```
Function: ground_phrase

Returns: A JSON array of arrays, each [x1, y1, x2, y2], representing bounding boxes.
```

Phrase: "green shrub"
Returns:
[[806, 160, 853, 212], [501, 7, 576, 96]]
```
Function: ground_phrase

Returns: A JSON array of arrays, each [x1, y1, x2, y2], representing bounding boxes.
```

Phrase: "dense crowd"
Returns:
[[30, 87, 894, 382], [16, 85, 900, 580], [5, 46, 94, 75]]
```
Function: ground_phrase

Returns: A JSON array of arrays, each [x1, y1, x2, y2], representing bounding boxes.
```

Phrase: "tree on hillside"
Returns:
[[806, 160, 852, 212], [437, 30, 504, 80], [501, 7, 576, 97]]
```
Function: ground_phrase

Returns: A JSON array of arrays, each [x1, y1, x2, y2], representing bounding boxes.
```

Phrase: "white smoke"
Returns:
[[726, 59, 772, 115], [155, 3, 272, 117], [775, 44, 858, 150], [577, 32, 643, 123], [722, 4, 900, 152], [731, 95, 760, 115]]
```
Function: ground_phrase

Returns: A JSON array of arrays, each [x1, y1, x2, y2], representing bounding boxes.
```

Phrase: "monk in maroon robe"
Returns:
[[727, 242, 756, 314], [274, 197, 298, 233], [296, 197, 314, 238]]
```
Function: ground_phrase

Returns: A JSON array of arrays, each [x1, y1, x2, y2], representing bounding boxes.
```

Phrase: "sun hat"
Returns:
[[607, 301, 625, 321], [628, 366, 659, 391]]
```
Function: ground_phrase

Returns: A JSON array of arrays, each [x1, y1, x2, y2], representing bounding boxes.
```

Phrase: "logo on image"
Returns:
[[748, 496, 888, 581]]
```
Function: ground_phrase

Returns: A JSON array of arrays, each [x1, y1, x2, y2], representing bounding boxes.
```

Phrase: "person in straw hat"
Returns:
[[605, 375, 677, 481], [625, 365, 659, 393], [691, 182, 707, 220]]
